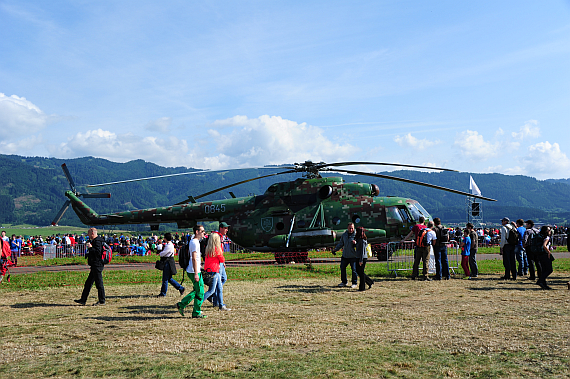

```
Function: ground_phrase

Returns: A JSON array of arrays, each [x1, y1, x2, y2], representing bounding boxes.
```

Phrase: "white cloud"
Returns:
[[454, 130, 501, 160], [522, 141, 570, 179], [206, 115, 355, 168], [47, 115, 355, 170], [512, 120, 540, 140], [0, 134, 44, 154], [144, 117, 172, 133], [394, 133, 440, 151], [0, 93, 48, 139], [49, 129, 190, 167]]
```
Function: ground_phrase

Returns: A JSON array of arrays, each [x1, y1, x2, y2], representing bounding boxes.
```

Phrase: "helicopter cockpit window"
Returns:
[[386, 206, 403, 224], [396, 206, 412, 223], [352, 214, 361, 224], [413, 202, 432, 220], [407, 203, 429, 221], [332, 216, 341, 226]]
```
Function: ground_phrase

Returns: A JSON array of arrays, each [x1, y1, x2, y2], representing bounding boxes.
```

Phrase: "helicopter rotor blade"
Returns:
[[176, 170, 297, 204], [85, 166, 292, 188], [319, 161, 457, 172], [51, 200, 71, 226], [61, 163, 77, 192], [325, 168, 497, 202], [80, 193, 111, 198]]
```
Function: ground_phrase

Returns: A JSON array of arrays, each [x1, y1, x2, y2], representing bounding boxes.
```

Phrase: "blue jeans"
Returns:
[[160, 261, 184, 296], [203, 272, 224, 308], [212, 264, 227, 307], [340, 257, 358, 285], [469, 250, 479, 277], [514, 245, 528, 275], [432, 245, 450, 279]]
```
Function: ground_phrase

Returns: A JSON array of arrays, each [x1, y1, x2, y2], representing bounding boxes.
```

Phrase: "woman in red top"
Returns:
[[203, 233, 230, 311]]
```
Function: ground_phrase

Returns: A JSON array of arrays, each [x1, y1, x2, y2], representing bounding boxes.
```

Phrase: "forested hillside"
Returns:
[[1, 154, 569, 227]]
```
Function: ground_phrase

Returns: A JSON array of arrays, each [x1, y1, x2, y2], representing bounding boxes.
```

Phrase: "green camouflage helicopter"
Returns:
[[52, 161, 496, 262]]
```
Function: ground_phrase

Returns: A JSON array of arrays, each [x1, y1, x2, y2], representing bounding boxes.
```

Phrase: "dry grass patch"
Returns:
[[0, 273, 569, 378]]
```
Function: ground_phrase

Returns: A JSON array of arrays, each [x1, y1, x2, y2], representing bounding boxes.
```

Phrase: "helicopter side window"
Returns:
[[386, 206, 403, 224]]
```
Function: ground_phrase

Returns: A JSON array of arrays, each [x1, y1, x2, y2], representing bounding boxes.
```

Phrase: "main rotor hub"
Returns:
[[293, 161, 325, 179]]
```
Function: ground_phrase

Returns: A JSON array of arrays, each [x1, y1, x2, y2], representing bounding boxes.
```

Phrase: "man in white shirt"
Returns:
[[176, 225, 207, 318]]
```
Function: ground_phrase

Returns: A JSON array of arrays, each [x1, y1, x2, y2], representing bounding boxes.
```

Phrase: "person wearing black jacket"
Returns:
[[355, 227, 374, 291], [75, 228, 106, 306]]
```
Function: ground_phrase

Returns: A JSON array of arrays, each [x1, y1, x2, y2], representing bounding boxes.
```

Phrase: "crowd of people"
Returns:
[[331, 217, 568, 292], [1, 216, 568, 315], [71, 222, 232, 319]]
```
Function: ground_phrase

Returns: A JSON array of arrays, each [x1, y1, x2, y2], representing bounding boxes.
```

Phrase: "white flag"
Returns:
[[469, 175, 481, 196]]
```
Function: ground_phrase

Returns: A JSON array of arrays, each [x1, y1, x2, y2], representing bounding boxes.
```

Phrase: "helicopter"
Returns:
[[52, 161, 496, 262]]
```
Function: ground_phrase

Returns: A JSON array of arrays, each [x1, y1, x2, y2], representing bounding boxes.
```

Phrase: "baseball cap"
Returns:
[[219, 222, 230, 228], [501, 217, 510, 222]]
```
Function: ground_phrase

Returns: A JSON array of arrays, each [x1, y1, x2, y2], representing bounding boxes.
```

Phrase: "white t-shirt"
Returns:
[[186, 237, 201, 274], [426, 229, 437, 245]]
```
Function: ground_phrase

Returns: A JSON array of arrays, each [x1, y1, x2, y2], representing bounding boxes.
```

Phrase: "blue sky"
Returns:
[[1, 0, 569, 180]]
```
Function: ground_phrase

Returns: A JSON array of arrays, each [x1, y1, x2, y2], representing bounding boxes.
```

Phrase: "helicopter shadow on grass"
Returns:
[[85, 304, 180, 322], [274, 284, 335, 294], [10, 302, 76, 309], [86, 314, 179, 322]]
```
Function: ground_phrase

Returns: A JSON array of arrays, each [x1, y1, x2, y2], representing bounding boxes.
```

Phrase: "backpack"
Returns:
[[178, 244, 191, 270], [506, 225, 519, 245], [435, 226, 449, 244], [529, 233, 546, 255], [102, 242, 112, 264], [416, 229, 429, 248]]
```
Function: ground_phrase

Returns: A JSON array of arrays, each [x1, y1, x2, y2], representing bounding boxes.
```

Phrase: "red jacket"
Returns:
[[1, 239, 11, 259]]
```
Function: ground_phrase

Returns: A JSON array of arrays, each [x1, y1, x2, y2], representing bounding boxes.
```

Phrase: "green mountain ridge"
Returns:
[[1, 154, 569, 227]]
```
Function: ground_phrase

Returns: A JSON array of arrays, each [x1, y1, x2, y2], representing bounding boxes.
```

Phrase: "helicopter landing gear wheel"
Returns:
[[374, 243, 389, 261], [274, 251, 309, 264]]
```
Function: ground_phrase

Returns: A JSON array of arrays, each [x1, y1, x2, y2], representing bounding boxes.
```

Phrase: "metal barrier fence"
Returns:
[[227, 241, 255, 254], [552, 234, 567, 247], [386, 240, 461, 277], [43, 244, 88, 260]]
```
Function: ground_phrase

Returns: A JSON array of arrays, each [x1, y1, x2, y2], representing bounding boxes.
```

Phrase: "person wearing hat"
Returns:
[[499, 217, 517, 280]]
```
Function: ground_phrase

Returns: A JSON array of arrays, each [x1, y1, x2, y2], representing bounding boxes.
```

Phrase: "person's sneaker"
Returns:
[[351, 284, 357, 289], [410, 276, 417, 281], [92, 301, 106, 306], [528, 276, 536, 281], [421, 276, 432, 281], [192, 313, 207, 319], [543, 285, 553, 290], [74, 299, 86, 306], [179, 288, 185, 296], [219, 306, 231, 311], [176, 302, 185, 317], [156, 294, 166, 298], [338, 283, 347, 287]]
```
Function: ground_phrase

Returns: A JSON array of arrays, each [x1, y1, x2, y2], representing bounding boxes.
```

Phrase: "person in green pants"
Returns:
[[177, 225, 206, 318]]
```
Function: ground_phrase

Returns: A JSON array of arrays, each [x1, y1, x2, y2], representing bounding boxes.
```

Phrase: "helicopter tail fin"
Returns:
[[64, 190, 103, 225]]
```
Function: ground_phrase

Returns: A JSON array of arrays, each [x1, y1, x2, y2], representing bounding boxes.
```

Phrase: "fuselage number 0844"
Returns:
[[204, 204, 226, 214]]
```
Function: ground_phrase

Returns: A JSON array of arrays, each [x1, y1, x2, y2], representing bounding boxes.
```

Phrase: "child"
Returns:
[[460, 229, 471, 278]]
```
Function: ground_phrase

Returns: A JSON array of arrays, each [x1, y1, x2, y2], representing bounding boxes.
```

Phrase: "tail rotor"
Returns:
[[51, 164, 110, 226]]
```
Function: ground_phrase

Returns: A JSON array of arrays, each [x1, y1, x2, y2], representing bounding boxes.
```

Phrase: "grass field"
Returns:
[[1, 263, 569, 378]]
